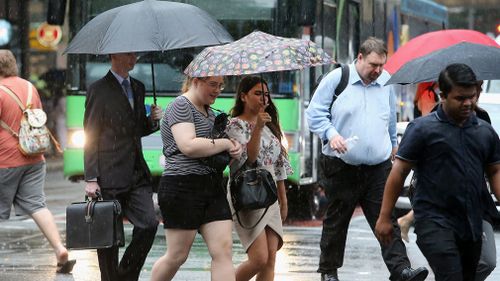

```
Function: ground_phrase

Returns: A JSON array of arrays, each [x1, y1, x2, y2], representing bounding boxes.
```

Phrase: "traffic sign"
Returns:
[[36, 22, 62, 47]]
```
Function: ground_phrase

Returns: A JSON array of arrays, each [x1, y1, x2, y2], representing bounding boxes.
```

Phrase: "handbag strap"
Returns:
[[235, 206, 270, 229]]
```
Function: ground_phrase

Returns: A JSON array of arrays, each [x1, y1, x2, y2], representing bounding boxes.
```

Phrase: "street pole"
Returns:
[[19, 0, 30, 79]]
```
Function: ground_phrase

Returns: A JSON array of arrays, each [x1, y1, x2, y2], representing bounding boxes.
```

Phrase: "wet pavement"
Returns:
[[1, 161, 499, 280]]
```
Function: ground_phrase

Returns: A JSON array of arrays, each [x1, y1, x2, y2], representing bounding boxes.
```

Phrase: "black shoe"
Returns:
[[399, 267, 429, 281], [321, 272, 339, 281]]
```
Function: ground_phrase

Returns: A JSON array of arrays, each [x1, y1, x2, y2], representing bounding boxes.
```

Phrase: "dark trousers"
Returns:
[[98, 169, 159, 281], [318, 156, 410, 280], [415, 220, 482, 281]]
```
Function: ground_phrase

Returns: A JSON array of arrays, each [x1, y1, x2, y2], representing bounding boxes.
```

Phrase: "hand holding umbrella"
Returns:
[[150, 104, 163, 121]]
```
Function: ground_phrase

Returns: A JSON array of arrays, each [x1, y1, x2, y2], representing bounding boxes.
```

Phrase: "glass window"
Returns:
[[487, 80, 500, 93], [477, 103, 500, 133]]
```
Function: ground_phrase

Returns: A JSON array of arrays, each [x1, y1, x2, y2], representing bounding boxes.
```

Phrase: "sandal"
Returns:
[[56, 259, 76, 274]]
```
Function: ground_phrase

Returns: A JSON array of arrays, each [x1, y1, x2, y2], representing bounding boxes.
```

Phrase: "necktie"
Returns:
[[121, 79, 134, 110]]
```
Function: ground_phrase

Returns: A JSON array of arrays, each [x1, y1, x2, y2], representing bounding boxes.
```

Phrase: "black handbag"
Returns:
[[200, 109, 231, 172], [66, 195, 125, 249], [230, 164, 278, 228]]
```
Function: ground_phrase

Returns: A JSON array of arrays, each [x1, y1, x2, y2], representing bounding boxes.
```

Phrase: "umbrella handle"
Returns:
[[151, 63, 157, 105]]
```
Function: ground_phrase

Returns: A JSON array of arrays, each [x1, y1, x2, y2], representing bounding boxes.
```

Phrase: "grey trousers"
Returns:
[[475, 220, 496, 281]]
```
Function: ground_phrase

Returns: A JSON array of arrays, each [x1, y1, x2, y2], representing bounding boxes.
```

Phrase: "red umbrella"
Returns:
[[385, 29, 499, 74]]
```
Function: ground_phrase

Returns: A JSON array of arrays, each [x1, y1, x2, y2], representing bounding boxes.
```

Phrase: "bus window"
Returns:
[[85, 62, 184, 94], [314, 0, 337, 81], [337, 1, 360, 63], [347, 2, 360, 62]]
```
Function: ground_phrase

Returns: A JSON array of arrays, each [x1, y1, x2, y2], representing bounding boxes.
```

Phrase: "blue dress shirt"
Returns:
[[306, 62, 397, 165]]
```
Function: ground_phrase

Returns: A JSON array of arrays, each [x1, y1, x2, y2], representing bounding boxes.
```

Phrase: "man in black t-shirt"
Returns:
[[376, 64, 500, 281]]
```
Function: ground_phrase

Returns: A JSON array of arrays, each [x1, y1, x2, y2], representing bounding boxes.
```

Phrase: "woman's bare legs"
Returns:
[[236, 227, 280, 281], [256, 228, 280, 281], [397, 210, 415, 242], [150, 228, 197, 281], [200, 220, 235, 281]]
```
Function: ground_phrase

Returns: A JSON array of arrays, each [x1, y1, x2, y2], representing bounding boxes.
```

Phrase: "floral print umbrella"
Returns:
[[184, 31, 335, 77]]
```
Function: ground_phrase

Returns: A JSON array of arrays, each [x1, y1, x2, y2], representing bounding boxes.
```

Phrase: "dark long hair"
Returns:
[[230, 75, 287, 156]]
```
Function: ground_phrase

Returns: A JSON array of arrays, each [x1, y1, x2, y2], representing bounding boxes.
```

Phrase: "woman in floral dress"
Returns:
[[226, 75, 293, 281]]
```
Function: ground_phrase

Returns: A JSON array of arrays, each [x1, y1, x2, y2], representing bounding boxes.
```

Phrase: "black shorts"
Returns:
[[158, 173, 231, 229]]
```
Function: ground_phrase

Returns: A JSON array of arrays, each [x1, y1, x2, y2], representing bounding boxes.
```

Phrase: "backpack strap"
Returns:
[[0, 84, 25, 111], [0, 84, 25, 138], [25, 80, 33, 109], [328, 63, 350, 114], [0, 119, 18, 137], [322, 63, 350, 145]]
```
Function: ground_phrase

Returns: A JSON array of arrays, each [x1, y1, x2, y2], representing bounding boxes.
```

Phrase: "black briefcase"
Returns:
[[66, 197, 125, 249]]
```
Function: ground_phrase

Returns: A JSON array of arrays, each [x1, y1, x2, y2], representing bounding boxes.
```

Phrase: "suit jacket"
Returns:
[[83, 71, 158, 189]]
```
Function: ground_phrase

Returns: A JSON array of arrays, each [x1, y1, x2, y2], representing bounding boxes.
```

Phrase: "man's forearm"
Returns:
[[487, 164, 500, 202]]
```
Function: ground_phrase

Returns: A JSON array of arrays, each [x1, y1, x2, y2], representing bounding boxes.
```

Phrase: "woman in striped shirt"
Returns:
[[151, 76, 242, 281]]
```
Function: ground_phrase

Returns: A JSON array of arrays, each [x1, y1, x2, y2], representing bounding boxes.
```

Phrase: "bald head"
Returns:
[[0, 50, 18, 78]]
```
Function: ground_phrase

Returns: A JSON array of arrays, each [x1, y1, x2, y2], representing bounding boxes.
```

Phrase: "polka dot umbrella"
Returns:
[[184, 30, 335, 77]]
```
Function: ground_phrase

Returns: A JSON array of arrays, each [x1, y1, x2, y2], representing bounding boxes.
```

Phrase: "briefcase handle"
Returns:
[[84, 191, 103, 223]]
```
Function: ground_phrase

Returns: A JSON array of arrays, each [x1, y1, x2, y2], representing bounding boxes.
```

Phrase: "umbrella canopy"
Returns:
[[386, 42, 500, 85], [385, 29, 499, 74], [64, 0, 232, 55], [184, 31, 335, 77]]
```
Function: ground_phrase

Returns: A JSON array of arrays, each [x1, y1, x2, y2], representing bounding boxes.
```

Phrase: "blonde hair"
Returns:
[[181, 76, 196, 93], [0, 50, 18, 78]]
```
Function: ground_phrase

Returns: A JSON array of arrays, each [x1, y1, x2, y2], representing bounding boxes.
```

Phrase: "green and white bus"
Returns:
[[57, 0, 447, 218]]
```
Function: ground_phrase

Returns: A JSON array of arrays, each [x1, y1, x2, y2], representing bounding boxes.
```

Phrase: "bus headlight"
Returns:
[[281, 132, 298, 153], [67, 129, 86, 148]]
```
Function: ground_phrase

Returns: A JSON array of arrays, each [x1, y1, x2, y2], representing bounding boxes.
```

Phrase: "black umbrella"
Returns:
[[64, 0, 233, 103], [386, 42, 500, 85]]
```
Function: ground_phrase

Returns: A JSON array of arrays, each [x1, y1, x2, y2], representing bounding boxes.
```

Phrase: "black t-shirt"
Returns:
[[398, 105, 500, 240]]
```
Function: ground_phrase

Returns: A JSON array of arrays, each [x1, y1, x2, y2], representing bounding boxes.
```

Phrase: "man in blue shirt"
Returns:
[[376, 63, 500, 281], [306, 37, 428, 281]]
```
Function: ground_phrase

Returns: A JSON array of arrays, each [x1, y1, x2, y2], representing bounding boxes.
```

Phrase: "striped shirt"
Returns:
[[160, 96, 215, 176]]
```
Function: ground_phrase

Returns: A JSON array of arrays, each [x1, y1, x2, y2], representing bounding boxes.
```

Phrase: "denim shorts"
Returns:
[[158, 173, 231, 229]]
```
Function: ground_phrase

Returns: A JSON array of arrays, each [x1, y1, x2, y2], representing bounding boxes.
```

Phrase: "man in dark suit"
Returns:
[[83, 52, 162, 281]]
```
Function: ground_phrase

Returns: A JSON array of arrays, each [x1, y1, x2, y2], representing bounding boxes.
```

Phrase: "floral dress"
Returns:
[[226, 117, 293, 252]]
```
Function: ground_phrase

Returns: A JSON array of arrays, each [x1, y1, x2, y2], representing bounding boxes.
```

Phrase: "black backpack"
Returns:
[[314, 63, 350, 144]]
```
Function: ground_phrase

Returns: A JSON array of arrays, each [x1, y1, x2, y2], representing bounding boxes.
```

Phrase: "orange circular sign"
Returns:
[[36, 22, 62, 47]]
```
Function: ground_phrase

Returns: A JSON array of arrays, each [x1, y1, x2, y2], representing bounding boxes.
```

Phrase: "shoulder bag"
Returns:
[[230, 162, 278, 228]]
